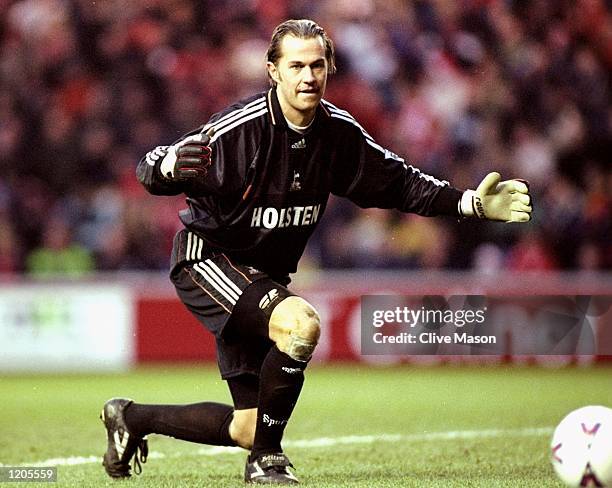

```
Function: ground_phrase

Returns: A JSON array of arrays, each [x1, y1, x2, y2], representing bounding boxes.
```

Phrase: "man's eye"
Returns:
[[290, 65, 301, 70]]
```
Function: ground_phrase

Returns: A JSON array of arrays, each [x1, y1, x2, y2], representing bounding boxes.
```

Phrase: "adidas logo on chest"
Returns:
[[291, 138, 306, 149]]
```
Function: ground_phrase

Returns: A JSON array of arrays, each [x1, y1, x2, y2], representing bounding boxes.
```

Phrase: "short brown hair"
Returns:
[[266, 19, 336, 86]]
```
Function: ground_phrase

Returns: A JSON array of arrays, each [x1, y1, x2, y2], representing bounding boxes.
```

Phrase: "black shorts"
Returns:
[[171, 252, 294, 380]]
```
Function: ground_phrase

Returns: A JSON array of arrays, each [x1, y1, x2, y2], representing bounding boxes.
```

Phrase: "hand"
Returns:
[[160, 128, 215, 180], [460, 172, 532, 222]]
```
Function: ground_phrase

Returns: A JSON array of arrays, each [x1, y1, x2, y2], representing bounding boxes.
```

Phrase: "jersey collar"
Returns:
[[266, 87, 331, 131]]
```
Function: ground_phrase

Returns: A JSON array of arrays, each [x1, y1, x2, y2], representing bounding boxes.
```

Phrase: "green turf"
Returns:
[[1, 364, 611, 487]]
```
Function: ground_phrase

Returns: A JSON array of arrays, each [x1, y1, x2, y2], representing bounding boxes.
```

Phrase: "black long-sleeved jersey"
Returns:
[[137, 88, 463, 280]]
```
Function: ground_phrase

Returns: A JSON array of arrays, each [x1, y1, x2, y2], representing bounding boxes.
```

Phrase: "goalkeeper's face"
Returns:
[[267, 35, 328, 126]]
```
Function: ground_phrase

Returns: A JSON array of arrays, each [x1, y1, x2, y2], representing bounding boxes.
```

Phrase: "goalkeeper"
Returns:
[[101, 18, 532, 485]]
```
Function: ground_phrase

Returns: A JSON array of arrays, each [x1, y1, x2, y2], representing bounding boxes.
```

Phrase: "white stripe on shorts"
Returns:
[[204, 259, 243, 296], [193, 263, 239, 305]]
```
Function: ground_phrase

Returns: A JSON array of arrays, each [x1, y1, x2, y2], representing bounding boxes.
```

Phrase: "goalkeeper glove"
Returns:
[[160, 128, 215, 180], [459, 172, 532, 222]]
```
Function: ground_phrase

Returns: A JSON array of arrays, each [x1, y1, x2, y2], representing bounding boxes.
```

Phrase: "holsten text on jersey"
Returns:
[[251, 204, 322, 229]]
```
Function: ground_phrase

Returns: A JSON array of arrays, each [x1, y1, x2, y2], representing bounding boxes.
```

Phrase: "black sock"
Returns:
[[124, 402, 235, 446], [250, 345, 306, 460]]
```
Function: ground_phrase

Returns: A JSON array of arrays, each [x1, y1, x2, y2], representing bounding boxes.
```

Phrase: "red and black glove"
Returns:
[[159, 128, 215, 181], [174, 129, 214, 180], [174, 138, 212, 180]]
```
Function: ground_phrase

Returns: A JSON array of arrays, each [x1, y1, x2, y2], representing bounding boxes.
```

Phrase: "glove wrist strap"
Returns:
[[159, 147, 177, 179], [460, 190, 476, 217]]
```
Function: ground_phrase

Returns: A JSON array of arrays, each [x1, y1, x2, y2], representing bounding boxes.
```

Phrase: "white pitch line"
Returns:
[[1, 427, 553, 468]]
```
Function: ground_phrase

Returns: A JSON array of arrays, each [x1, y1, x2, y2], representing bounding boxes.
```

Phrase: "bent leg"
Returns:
[[128, 258, 272, 451], [122, 374, 262, 450], [250, 296, 321, 460]]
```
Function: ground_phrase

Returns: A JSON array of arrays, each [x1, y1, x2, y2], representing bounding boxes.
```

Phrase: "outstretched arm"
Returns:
[[332, 119, 532, 223]]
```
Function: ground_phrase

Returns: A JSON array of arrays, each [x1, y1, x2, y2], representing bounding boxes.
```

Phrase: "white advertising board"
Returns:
[[0, 284, 134, 372]]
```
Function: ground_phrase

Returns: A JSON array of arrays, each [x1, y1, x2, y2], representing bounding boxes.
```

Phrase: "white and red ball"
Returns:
[[551, 405, 612, 487]]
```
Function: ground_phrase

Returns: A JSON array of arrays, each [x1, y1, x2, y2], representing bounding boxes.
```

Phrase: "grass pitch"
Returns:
[[1, 364, 611, 487]]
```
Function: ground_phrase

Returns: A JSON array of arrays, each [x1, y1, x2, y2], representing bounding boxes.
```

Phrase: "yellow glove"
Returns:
[[460, 172, 532, 222]]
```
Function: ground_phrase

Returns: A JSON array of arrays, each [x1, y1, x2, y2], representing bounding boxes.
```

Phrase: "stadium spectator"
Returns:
[[25, 215, 94, 277]]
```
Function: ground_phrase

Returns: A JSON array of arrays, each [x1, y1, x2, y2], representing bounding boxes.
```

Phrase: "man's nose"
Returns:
[[302, 66, 315, 82]]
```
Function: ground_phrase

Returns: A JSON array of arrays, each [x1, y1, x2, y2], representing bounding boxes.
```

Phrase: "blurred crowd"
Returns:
[[0, 0, 610, 276]]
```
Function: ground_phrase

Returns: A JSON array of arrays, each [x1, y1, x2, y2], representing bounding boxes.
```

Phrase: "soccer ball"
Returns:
[[551, 405, 612, 487]]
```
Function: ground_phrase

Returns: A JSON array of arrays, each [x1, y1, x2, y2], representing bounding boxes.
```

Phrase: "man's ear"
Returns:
[[267, 62, 281, 84]]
